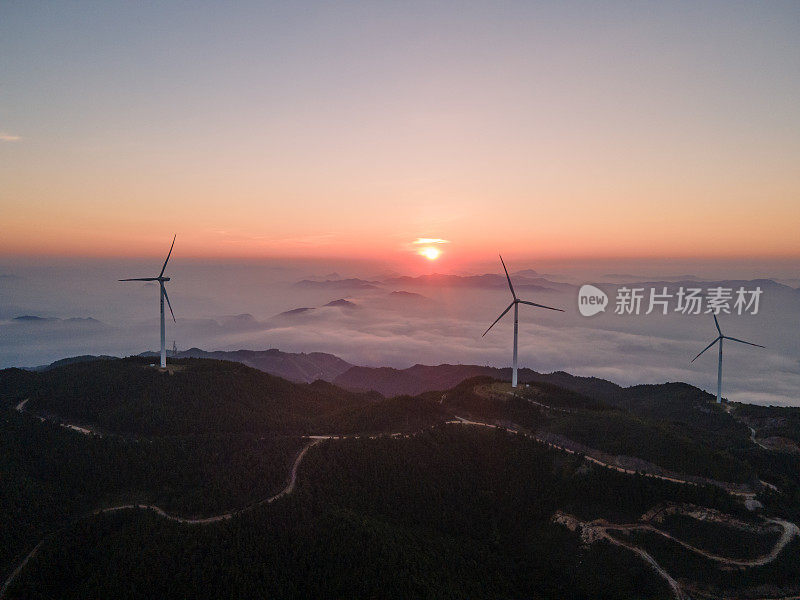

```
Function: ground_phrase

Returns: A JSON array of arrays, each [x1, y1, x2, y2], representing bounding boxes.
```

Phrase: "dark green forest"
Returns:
[[13, 358, 447, 436], [656, 513, 780, 560], [7, 427, 750, 600], [437, 376, 800, 493], [625, 530, 800, 597], [0, 407, 306, 576], [2, 358, 799, 599], [735, 402, 800, 445]]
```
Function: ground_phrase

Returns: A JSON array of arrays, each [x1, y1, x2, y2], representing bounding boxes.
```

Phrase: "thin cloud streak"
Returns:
[[412, 238, 450, 245]]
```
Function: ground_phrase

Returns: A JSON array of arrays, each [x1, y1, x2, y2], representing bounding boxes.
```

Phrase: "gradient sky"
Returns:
[[2, 1, 799, 264]]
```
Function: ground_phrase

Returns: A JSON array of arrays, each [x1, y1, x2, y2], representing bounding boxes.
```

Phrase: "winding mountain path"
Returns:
[[91, 439, 319, 525], [3, 415, 797, 600], [0, 543, 43, 600], [14, 398, 101, 437], [596, 528, 686, 600], [556, 510, 799, 600], [451, 418, 752, 496], [552, 511, 800, 600], [601, 517, 798, 568], [0, 440, 318, 598], [14, 398, 757, 497]]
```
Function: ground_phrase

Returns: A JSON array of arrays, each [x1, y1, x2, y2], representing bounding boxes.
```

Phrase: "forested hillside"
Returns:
[[8, 358, 446, 436], [0, 407, 306, 579], [28, 349, 354, 384], [141, 348, 354, 383], [8, 426, 763, 600], [333, 363, 622, 398], [449, 378, 800, 495], [3, 358, 799, 600]]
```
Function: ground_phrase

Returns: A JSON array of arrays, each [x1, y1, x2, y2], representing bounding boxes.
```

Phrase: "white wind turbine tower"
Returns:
[[119, 235, 177, 368], [483, 255, 563, 388], [691, 313, 764, 403]]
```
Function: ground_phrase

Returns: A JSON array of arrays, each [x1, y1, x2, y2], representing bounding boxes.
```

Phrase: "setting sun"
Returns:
[[420, 247, 440, 260]]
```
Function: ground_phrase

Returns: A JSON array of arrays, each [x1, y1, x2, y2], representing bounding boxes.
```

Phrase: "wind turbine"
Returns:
[[482, 255, 563, 388], [119, 235, 177, 368], [691, 314, 764, 403]]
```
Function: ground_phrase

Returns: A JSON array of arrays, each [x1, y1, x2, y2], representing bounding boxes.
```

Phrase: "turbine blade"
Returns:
[[691, 337, 721, 363], [119, 278, 158, 281], [499, 254, 516, 299], [162, 285, 176, 322], [724, 336, 765, 349], [482, 302, 515, 337], [159, 234, 176, 278], [713, 314, 722, 335], [517, 299, 564, 312]]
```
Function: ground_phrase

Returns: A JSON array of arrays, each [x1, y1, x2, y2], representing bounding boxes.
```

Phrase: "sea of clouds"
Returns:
[[1, 258, 798, 406]]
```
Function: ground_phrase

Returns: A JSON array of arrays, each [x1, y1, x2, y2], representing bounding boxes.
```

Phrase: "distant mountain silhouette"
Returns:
[[13, 315, 104, 326], [273, 307, 315, 319], [383, 273, 571, 292], [323, 299, 357, 308], [374, 290, 436, 310], [30, 354, 119, 371], [293, 278, 379, 290], [140, 348, 354, 383], [389, 290, 430, 300], [603, 273, 700, 281], [597, 278, 800, 307], [272, 299, 357, 320], [28, 348, 353, 383], [218, 314, 261, 330], [637, 277, 791, 290], [302, 272, 342, 282], [600, 277, 794, 293], [333, 363, 621, 399], [14, 315, 58, 322]]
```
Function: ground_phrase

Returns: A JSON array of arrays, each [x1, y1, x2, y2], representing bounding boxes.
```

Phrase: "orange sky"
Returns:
[[2, 2, 799, 263]]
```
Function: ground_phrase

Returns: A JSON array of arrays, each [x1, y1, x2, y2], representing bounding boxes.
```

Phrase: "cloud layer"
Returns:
[[1, 261, 798, 406]]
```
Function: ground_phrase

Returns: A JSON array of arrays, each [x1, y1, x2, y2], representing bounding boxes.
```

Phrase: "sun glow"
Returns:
[[420, 247, 440, 260]]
